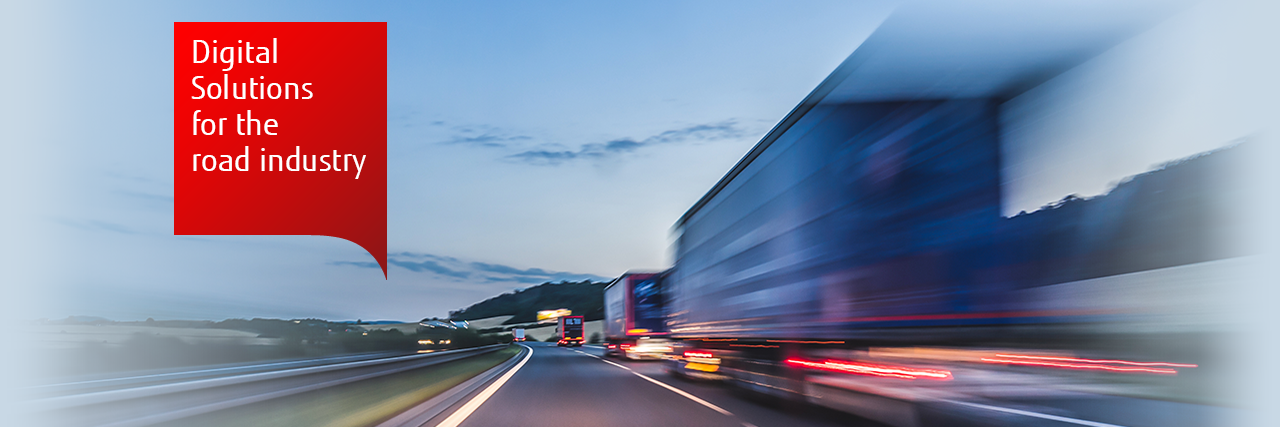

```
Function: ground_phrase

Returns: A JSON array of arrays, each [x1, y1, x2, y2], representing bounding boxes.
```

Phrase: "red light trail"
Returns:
[[786, 358, 952, 380], [979, 354, 1197, 375]]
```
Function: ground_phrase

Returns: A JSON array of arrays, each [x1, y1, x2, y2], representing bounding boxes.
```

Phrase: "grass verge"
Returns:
[[161, 345, 521, 427]]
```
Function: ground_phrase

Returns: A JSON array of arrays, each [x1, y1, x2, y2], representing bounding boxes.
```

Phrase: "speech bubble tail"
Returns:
[[322, 234, 387, 279], [359, 241, 388, 279], [354, 240, 388, 279]]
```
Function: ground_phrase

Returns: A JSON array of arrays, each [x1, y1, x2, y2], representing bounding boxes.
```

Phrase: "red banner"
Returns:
[[174, 22, 388, 277]]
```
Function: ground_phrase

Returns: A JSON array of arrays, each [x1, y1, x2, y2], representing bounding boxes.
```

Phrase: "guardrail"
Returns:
[[30, 351, 408, 396]]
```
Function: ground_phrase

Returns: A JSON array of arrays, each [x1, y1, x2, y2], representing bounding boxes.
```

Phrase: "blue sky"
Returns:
[[1, 1, 893, 321]]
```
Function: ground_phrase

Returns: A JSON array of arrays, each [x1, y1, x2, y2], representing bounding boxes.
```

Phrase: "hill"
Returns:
[[448, 280, 611, 324]]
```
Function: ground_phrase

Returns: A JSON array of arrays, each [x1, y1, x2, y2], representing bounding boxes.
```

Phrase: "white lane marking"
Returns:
[[572, 349, 601, 359], [601, 358, 630, 369], [943, 400, 1129, 427], [629, 369, 735, 416], [435, 344, 533, 427], [576, 350, 734, 417]]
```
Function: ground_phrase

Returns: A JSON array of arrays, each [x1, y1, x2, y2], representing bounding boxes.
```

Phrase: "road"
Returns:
[[24, 342, 1231, 426], [434, 343, 1234, 427], [445, 342, 880, 427]]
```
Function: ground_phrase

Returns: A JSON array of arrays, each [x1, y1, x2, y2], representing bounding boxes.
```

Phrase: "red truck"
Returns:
[[555, 316, 584, 347]]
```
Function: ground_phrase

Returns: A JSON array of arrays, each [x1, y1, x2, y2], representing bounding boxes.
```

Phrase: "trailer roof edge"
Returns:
[[674, 50, 865, 228]]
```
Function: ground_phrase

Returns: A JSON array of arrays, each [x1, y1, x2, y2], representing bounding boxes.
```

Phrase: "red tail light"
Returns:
[[786, 358, 952, 380], [684, 351, 714, 359]]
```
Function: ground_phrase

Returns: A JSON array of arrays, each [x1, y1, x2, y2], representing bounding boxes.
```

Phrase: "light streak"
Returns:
[[980, 357, 1179, 375], [785, 358, 952, 380], [990, 354, 1197, 368]]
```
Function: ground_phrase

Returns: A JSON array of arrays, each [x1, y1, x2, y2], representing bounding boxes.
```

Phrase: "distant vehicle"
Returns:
[[555, 316, 584, 347], [512, 328, 526, 342], [603, 272, 672, 359], [624, 337, 673, 361]]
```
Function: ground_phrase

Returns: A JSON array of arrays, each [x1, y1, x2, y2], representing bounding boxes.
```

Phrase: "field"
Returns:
[[26, 323, 274, 350]]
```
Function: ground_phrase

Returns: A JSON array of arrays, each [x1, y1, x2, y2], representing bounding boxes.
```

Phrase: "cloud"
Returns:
[[645, 122, 744, 144], [487, 275, 556, 284], [388, 259, 471, 278], [329, 253, 609, 284], [507, 149, 594, 163], [438, 124, 533, 148], [481, 273, 608, 284], [326, 261, 381, 269], [508, 120, 745, 165], [331, 257, 471, 279], [441, 134, 533, 149], [469, 262, 554, 276], [467, 262, 609, 283], [393, 252, 459, 262], [604, 139, 642, 152], [331, 252, 471, 278]]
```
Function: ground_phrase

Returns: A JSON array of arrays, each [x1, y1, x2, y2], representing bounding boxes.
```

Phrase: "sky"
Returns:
[[0, 1, 895, 322]]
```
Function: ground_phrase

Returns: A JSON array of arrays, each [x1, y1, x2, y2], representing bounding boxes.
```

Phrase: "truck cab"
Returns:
[[555, 316, 584, 347]]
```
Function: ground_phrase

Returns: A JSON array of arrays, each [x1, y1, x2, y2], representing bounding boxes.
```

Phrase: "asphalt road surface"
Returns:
[[436, 343, 1237, 427], [446, 342, 881, 427], [29, 342, 1234, 427]]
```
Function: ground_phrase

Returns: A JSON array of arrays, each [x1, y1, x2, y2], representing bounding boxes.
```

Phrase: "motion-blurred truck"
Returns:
[[512, 328, 526, 342], [662, 6, 1244, 425], [603, 272, 673, 360]]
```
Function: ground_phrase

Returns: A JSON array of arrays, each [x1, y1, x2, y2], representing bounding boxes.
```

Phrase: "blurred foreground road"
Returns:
[[450, 342, 876, 427], [27, 342, 1233, 426], [444, 343, 1233, 427]]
